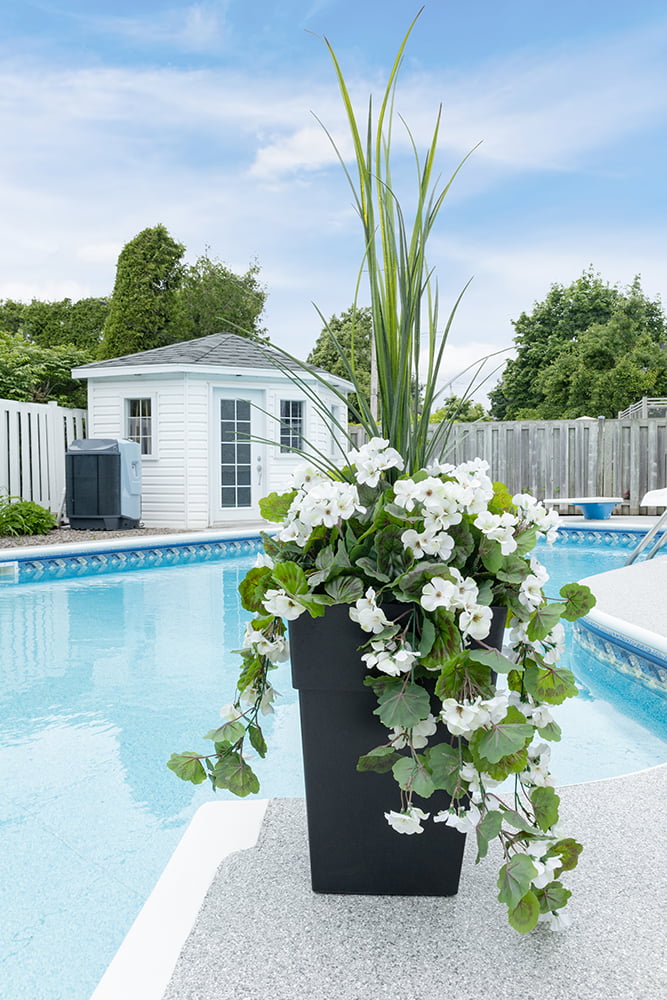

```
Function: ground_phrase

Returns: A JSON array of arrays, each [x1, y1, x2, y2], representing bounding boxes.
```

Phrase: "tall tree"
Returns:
[[489, 269, 666, 419], [307, 306, 372, 418], [179, 252, 267, 341], [98, 224, 185, 359]]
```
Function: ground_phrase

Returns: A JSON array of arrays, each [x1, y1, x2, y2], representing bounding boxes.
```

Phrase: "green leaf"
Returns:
[[376, 525, 410, 578], [496, 554, 530, 584], [204, 720, 245, 745], [476, 809, 503, 861], [499, 807, 540, 835], [508, 890, 540, 934], [476, 747, 529, 782], [272, 560, 309, 596], [514, 527, 538, 555], [435, 651, 494, 701], [546, 838, 583, 873], [392, 755, 436, 799], [531, 786, 560, 832], [421, 615, 460, 671], [424, 742, 461, 795], [356, 747, 402, 773], [497, 853, 538, 909], [537, 720, 562, 742], [523, 662, 578, 704], [373, 680, 432, 729], [418, 616, 436, 656], [354, 556, 391, 582], [238, 566, 272, 612], [527, 603, 566, 642], [559, 582, 596, 621], [258, 490, 296, 522], [248, 723, 267, 758], [166, 753, 207, 785], [324, 575, 365, 603], [469, 706, 533, 764], [535, 880, 572, 914], [466, 648, 516, 674], [447, 520, 476, 564], [479, 535, 503, 573], [212, 753, 260, 797]]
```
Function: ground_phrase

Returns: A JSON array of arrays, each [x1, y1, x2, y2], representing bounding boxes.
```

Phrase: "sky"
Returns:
[[1, 0, 667, 402]]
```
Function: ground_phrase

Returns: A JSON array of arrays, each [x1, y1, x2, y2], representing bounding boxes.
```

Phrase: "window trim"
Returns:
[[124, 395, 156, 458]]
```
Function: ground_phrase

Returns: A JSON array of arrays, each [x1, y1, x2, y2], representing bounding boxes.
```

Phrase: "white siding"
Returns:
[[85, 368, 349, 529]]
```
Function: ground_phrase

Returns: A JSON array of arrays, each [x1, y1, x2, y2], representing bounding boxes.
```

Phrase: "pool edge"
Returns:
[[89, 799, 269, 1000]]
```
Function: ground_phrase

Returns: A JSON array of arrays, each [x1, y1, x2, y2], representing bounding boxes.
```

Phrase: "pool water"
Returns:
[[0, 540, 665, 999]]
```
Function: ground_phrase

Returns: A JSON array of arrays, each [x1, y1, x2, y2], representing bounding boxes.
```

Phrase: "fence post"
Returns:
[[46, 401, 66, 515]]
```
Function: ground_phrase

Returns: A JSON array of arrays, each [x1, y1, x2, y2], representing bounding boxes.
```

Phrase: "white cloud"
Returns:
[[89, 3, 232, 53]]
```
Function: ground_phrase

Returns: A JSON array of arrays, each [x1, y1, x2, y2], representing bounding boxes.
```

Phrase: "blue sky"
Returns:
[[2, 1, 666, 400]]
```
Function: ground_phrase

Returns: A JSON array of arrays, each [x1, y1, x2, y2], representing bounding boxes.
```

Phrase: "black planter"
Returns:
[[289, 604, 506, 896]]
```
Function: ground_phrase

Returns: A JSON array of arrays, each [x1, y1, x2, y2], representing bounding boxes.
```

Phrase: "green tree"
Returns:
[[488, 269, 666, 419], [0, 331, 92, 407], [179, 252, 267, 341], [0, 297, 110, 351], [98, 224, 185, 359], [307, 306, 372, 418], [429, 395, 490, 423]]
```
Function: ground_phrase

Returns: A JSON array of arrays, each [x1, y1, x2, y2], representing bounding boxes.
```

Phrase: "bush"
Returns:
[[0, 494, 57, 536]]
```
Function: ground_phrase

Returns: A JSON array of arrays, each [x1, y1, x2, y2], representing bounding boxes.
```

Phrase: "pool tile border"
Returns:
[[574, 618, 667, 694], [0, 533, 265, 584]]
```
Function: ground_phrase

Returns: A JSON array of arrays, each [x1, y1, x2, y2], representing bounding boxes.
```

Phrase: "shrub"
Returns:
[[0, 494, 57, 536]]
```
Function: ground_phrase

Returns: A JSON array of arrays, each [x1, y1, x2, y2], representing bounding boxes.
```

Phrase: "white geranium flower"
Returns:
[[384, 806, 430, 835], [349, 588, 391, 634], [362, 641, 420, 676], [347, 437, 404, 486], [539, 909, 572, 932], [542, 622, 566, 664], [434, 802, 481, 834], [392, 478, 421, 511], [262, 588, 307, 620], [390, 713, 438, 749], [239, 682, 280, 715], [530, 704, 555, 728], [420, 576, 457, 612], [401, 528, 430, 559], [519, 574, 544, 611], [219, 702, 240, 722], [254, 552, 275, 569], [291, 463, 327, 489], [440, 698, 480, 737], [459, 604, 493, 641], [532, 856, 561, 889]]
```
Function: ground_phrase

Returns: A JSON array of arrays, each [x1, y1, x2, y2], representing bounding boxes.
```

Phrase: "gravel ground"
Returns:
[[0, 526, 198, 549]]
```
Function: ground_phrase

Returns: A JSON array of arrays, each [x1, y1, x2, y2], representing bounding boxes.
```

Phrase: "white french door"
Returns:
[[212, 389, 266, 521]]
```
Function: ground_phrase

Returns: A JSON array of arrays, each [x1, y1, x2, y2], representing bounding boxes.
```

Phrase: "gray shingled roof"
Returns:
[[75, 332, 327, 375]]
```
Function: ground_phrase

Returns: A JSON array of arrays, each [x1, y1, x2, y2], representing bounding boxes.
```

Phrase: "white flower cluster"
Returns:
[[361, 639, 420, 676], [420, 569, 492, 641], [440, 693, 510, 738], [243, 624, 290, 663], [278, 475, 365, 545], [512, 492, 560, 543], [346, 437, 404, 487]]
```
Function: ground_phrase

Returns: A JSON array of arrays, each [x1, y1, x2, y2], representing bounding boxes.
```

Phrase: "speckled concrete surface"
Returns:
[[581, 557, 667, 639], [162, 765, 667, 1000]]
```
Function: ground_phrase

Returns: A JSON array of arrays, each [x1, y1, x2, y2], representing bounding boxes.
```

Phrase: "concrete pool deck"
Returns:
[[86, 515, 667, 1000]]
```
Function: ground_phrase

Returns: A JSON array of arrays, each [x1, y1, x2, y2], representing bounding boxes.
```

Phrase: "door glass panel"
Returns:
[[220, 398, 254, 509]]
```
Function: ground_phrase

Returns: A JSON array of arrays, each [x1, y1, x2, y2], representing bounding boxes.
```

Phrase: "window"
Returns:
[[280, 400, 303, 453], [125, 398, 153, 456], [220, 398, 252, 508]]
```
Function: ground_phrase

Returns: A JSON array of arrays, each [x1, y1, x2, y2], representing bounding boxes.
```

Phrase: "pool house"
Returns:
[[72, 333, 352, 530]]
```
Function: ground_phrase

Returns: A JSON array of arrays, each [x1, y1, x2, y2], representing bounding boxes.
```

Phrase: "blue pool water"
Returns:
[[0, 537, 666, 999]]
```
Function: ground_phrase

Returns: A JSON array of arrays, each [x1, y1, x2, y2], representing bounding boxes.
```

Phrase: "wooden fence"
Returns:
[[0, 399, 87, 514], [442, 417, 667, 515]]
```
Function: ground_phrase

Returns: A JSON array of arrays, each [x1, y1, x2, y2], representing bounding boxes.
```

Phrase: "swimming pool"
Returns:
[[0, 532, 665, 1000]]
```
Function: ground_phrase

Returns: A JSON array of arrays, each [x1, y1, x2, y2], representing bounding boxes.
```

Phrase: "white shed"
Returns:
[[72, 333, 352, 530]]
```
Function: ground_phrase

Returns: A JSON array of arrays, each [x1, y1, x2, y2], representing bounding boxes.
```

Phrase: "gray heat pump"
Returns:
[[66, 439, 142, 530]]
